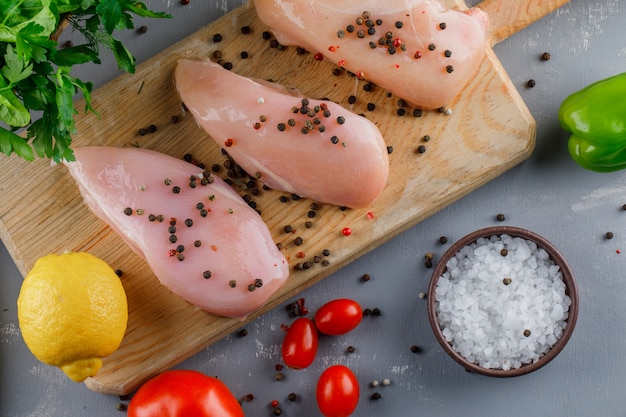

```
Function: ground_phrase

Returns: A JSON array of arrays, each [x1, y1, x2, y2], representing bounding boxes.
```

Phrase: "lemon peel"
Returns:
[[17, 252, 128, 382]]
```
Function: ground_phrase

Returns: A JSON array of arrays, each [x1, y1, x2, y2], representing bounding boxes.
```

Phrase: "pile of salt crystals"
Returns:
[[434, 234, 571, 371]]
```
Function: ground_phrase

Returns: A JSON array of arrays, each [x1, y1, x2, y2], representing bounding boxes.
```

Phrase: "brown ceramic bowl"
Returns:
[[427, 226, 579, 377]]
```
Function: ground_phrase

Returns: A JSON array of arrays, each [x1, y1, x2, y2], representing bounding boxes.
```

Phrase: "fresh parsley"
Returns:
[[0, 0, 171, 162]]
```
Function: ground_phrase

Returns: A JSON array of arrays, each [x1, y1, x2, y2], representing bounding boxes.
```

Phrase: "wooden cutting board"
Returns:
[[0, 0, 569, 395]]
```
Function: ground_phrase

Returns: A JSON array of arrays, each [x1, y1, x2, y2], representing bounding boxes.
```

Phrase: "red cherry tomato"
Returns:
[[316, 365, 360, 417], [127, 370, 244, 417], [314, 298, 363, 336], [281, 317, 318, 369]]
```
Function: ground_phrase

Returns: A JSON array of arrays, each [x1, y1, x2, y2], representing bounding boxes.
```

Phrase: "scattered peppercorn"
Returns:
[[439, 22, 447, 30], [361, 273, 371, 282], [240, 51, 249, 59], [287, 392, 297, 402], [541, 52, 551, 61], [138, 25, 147, 34], [606, 231, 614, 240], [346, 345, 356, 353], [527, 79, 536, 88], [503, 277, 512, 285], [371, 392, 382, 400], [523, 329, 532, 337], [410, 345, 423, 353], [212, 33, 223, 43], [387, 146, 393, 154], [439, 236, 448, 244], [496, 213, 506, 222], [240, 26, 251, 35], [500, 248, 508, 256]]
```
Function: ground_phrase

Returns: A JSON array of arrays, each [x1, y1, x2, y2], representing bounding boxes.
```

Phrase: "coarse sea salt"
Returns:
[[435, 234, 571, 370]]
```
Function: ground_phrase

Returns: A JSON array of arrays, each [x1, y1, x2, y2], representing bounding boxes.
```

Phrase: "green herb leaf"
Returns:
[[1, 44, 33, 84], [96, 0, 133, 33], [110, 37, 134, 73], [127, 2, 172, 19], [52, 44, 100, 66], [0, 75, 31, 127], [0, 127, 35, 160], [0, 0, 57, 43], [1, 0, 171, 162], [55, 68, 78, 133]]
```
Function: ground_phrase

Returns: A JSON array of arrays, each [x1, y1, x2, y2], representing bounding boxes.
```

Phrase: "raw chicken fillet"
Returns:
[[63, 146, 289, 319], [254, 0, 489, 109], [174, 59, 389, 209]]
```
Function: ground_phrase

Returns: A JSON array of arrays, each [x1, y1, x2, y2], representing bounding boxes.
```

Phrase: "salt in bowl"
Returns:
[[427, 226, 579, 377]]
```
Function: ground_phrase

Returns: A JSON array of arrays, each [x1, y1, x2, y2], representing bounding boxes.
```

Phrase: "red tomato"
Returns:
[[314, 298, 363, 336], [316, 365, 360, 417], [127, 370, 244, 417], [281, 317, 318, 369]]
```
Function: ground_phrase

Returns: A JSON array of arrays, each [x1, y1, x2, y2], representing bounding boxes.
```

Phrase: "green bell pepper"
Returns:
[[558, 72, 626, 172]]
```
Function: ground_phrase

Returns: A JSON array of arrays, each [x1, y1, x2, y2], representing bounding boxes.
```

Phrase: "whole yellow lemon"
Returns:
[[17, 252, 128, 382]]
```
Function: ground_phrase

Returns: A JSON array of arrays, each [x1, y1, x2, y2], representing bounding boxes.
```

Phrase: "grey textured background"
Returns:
[[2, 0, 625, 415]]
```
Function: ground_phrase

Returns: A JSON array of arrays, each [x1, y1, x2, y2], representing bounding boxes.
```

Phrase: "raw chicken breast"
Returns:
[[254, 0, 489, 109], [174, 59, 389, 209], [63, 146, 289, 319]]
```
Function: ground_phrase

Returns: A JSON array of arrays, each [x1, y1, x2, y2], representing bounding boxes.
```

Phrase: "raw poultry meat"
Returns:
[[174, 59, 389, 209], [254, 0, 489, 109], [63, 146, 289, 319]]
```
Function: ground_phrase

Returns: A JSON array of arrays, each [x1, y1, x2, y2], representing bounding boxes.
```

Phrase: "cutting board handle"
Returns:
[[476, 0, 570, 46]]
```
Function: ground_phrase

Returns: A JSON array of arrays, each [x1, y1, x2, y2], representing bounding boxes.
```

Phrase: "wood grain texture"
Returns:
[[0, 0, 567, 395], [478, 0, 571, 46]]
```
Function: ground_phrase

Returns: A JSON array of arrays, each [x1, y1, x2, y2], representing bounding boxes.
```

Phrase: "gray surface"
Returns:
[[1, 0, 625, 415]]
